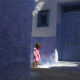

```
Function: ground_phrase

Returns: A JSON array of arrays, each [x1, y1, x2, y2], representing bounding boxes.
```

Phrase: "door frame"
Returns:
[[56, 1, 80, 61]]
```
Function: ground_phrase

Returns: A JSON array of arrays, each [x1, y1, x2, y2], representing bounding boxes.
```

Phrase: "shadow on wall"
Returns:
[[0, 0, 33, 80]]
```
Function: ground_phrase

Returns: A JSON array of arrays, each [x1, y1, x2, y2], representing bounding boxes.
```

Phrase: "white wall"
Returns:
[[32, 0, 79, 37]]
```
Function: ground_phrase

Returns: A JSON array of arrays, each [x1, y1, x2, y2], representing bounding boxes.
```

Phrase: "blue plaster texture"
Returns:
[[0, 0, 33, 80], [31, 37, 56, 64]]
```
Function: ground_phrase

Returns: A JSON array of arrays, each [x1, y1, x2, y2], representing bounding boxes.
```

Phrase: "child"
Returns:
[[33, 43, 41, 67]]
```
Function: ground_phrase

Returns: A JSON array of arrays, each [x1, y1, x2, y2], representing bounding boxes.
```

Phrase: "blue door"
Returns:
[[61, 12, 80, 61]]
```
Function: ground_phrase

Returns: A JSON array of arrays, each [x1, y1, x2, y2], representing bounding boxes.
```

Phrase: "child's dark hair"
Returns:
[[35, 43, 40, 49]]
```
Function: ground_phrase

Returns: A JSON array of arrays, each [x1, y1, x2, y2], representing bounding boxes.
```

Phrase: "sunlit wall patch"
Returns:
[[33, 1, 44, 16]]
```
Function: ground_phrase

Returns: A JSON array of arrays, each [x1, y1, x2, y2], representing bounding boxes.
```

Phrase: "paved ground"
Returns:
[[29, 61, 80, 80]]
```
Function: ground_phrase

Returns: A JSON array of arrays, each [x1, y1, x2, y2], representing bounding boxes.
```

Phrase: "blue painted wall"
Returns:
[[0, 0, 33, 80], [31, 37, 56, 64]]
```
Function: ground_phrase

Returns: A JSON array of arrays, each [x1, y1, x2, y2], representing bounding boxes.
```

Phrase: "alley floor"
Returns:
[[29, 61, 80, 80]]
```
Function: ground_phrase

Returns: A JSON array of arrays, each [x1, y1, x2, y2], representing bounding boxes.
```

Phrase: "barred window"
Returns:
[[37, 10, 49, 27], [63, 5, 80, 13]]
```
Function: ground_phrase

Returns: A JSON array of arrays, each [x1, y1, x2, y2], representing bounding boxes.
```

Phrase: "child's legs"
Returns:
[[33, 57, 36, 66], [33, 61, 36, 66], [35, 61, 39, 66]]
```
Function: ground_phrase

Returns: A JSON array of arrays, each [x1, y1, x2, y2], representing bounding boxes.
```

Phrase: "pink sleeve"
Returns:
[[33, 48, 36, 51]]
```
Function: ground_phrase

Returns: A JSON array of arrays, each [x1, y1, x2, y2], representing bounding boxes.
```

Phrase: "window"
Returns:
[[37, 10, 49, 27], [62, 5, 80, 13]]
